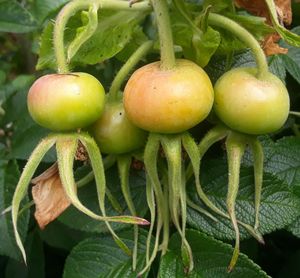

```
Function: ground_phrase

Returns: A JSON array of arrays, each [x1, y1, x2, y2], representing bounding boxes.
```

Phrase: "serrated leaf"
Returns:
[[244, 136, 300, 194], [268, 54, 286, 82], [63, 230, 150, 278], [0, 160, 29, 260], [158, 230, 270, 278], [244, 136, 300, 239], [0, 0, 37, 33], [58, 166, 148, 233], [205, 50, 255, 84], [186, 158, 300, 241], [278, 27, 300, 84]]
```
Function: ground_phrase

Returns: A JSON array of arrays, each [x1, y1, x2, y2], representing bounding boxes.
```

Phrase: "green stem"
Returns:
[[117, 155, 138, 271], [151, 0, 176, 69], [160, 170, 170, 255], [290, 111, 300, 117], [54, 0, 93, 73], [12, 135, 57, 263], [208, 13, 268, 79], [225, 132, 247, 272], [161, 135, 193, 273], [139, 176, 163, 277], [54, 0, 151, 73], [109, 41, 154, 100], [183, 131, 264, 244], [250, 138, 264, 231], [77, 155, 117, 187]]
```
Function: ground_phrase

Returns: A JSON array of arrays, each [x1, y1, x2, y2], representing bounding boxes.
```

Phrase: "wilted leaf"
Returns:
[[32, 163, 71, 229]]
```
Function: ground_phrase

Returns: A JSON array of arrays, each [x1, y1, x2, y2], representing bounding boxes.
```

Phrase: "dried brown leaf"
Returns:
[[32, 164, 71, 229], [234, 0, 292, 55]]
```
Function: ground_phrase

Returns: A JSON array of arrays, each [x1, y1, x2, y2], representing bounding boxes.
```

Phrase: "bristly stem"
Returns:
[[109, 40, 153, 101], [208, 13, 269, 79], [151, 0, 176, 70]]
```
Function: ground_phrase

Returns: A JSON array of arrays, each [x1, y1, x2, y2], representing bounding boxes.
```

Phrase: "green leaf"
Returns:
[[244, 136, 300, 195], [5, 230, 45, 278], [158, 230, 270, 278], [244, 136, 300, 239], [0, 160, 29, 260], [63, 230, 150, 278], [205, 50, 255, 84], [170, 3, 221, 67], [30, 0, 69, 25], [58, 166, 148, 233], [226, 13, 274, 41], [39, 220, 91, 251], [278, 27, 300, 84], [268, 55, 286, 83], [0, 0, 37, 33], [37, 10, 148, 70], [187, 158, 300, 241], [203, 0, 234, 13]]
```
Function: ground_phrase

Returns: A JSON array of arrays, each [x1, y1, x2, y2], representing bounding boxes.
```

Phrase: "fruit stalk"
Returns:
[[208, 13, 269, 79], [151, 0, 176, 69]]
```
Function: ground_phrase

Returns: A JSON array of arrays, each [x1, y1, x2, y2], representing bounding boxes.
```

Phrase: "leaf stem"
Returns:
[[151, 0, 176, 69], [208, 13, 269, 79]]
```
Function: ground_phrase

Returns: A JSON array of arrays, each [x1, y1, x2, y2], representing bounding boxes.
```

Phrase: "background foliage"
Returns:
[[1, 0, 300, 277]]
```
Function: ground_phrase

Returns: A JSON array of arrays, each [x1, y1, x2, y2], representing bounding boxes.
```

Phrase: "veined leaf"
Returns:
[[158, 230, 270, 277], [187, 158, 300, 241]]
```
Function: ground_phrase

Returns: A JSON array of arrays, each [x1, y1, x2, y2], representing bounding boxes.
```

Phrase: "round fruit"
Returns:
[[90, 99, 148, 154], [214, 67, 290, 135], [123, 59, 214, 134], [27, 72, 105, 131]]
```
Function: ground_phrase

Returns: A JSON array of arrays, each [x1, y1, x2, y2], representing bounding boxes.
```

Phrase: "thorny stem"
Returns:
[[151, 0, 176, 69], [208, 13, 269, 79], [109, 40, 154, 100], [54, 0, 151, 73]]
